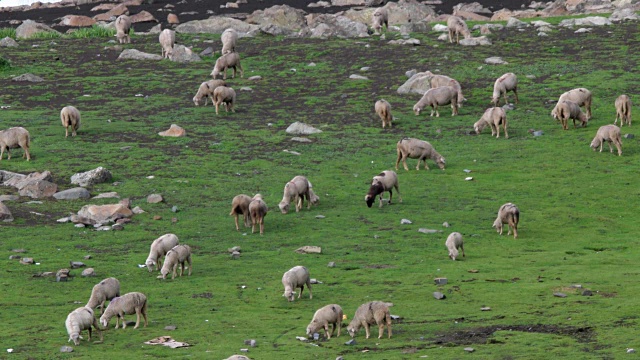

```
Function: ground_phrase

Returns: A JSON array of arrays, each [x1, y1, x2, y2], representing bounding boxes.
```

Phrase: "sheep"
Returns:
[[278, 175, 319, 214], [395, 137, 445, 171], [159, 244, 192, 280], [210, 52, 243, 80], [590, 124, 622, 156], [65, 306, 103, 345], [115, 15, 131, 44], [221, 28, 238, 54], [249, 194, 268, 235], [365, 170, 402, 208], [282, 265, 312, 302], [445, 232, 465, 261], [614, 94, 631, 127], [492, 72, 518, 107], [413, 83, 459, 117], [374, 99, 392, 128], [556, 100, 588, 130], [60, 105, 81, 138], [100, 292, 148, 329], [474, 107, 508, 138], [447, 15, 471, 44], [86, 277, 121, 315], [213, 86, 236, 115], [493, 203, 520, 239], [145, 233, 179, 272], [159, 29, 175, 59], [230, 194, 252, 230], [0, 126, 31, 161], [193, 80, 227, 106], [424, 71, 465, 104], [306, 304, 343, 339], [371, 7, 388, 35], [551, 88, 592, 120], [347, 301, 392, 339]]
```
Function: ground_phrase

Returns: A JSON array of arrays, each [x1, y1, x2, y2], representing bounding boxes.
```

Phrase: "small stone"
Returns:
[[84, 255, 92, 260], [349, 74, 368, 80], [60, 346, 74, 353], [315, 215, 325, 219], [553, 292, 567, 298], [230, 251, 241, 260], [400, 219, 412, 225], [164, 325, 177, 331], [624, 134, 634, 139], [582, 290, 593, 296], [248, 76, 262, 81], [464, 347, 475, 352], [327, 262, 336, 268], [75, 223, 86, 228], [434, 277, 447, 285], [296, 336, 308, 342], [147, 194, 163, 203], [481, 307, 491, 311], [12, 249, 26, 253], [57, 217, 71, 223], [81, 268, 95, 277], [533, 130, 544, 137], [345, 339, 356, 345], [463, 169, 472, 173], [153, 216, 162, 220], [228, 246, 241, 253], [171, 206, 178, 213], [433, 292, 446, 300], [111, 223, 124, 231], [468, 269, 479, 273], [199, 46, 213, 56], [243, 339, 257, 347], [336, 357, 344, 360], [57, 274, 69, 282], [295, 246, 321, 254], [9, 255, 21, 260], [390, 315, 401, 320], [442, 222, 450, 227], [310, 278, 320, 284], [627, 349, 636, 354], [20, 257, 34, 265], [70, 261, 85, 269], [465, 177, 474, 181], [405, 69, 417, 78], [418, 228, 441, 234], [360, 66, 370, 71], [132, 206, 145, 214], [240, 87, 253, 91]]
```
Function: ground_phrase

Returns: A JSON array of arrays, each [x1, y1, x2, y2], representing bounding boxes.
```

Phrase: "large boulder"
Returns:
[[459, 36, 492, 46], [303, 14, 369, 38], [0, 170, 25, 184], [246, 5, 307, 31], [59, 15, 96, 27], [19, 180, 57, 198], [117, 49, 163, 61], [559, 16, 612, 27], [0, 37, 18, 47], [0, 202, 13, 222], [130, 10, 158, 23], [168, 45, 201, 63], [4, 171, 52, 190], [175, 17, 260, 35], [397, 72, 433, 95], [610, 7, 640, 20], [53, 187, 91, 200], [71, 167, 112, 187], [15, 20, 60, 39], [77, 203, 133, 224], [343, 0, 436, 28]]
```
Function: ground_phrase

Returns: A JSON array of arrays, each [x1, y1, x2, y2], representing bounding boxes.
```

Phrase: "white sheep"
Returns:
[[413, 84, 459, 117], [447, 16, 471, 44], [278, 175, 319, 214], [282, 265, 312, 302], [100, 292, 148, 329], [145, 233, 179, 272], [210, 52, 243, 80], [159, 28, 175, 58], [614, 94, 631, 127], [493, 203, 520, 239], [424, 71, 464, 104], [221, 28, 238, 54], [374, 99, 392, 128], [60, 105, 81, 138], [86, 277, 121, 315], [551, 88, 592, 120], [115, 15, 131, 44], [445, 232, 465, 261], [65, 306, 103, 345], [395, 137, 445, 171], [213, 86, 236, 115], [306, 304, 343, 339], [365, 170, 402, 208], [249, 194, 268, 235], [193, 80, 227, 106], [474, 107, 508, 138], [556, 100, 588, 130], [371, 7, 388, 35], [492, 72, 518, 107], [159, 244, 192, 280], [347, 301, 392, 339], [0, 126, 31, 161], [590, 124, 622, 156], [230, 194, 252, 230]]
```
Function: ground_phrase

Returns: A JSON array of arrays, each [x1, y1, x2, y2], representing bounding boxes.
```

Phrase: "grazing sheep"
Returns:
[[493, 203, 520, 239], [365, 170, 402, 208], [100, 292, 148, 329], [424, 71, 465, 104], [371, 7, 388, 35], [86, 277, 121, 315], [474, 107, 508, 138], [230, 194, 252, 230], [447, 15, 471, 44], [614, 94, 632, 127], [193, 79, 227, 106], [221, 28, 238, 54], [556, 100, 588, 130], [65, 306, 103, 345], [159, 244, 192, 280], [249, 194, 268, 235], [278, 175, 319, 214], [213, 86, 236, 115], [492, 72, 518, 107], [551, 88, 592, 120], [413, 83, 459, 117], [60, 106, 81, 138], [159, 29, 175, 58], [210, 52, 243, 80], [445, 232, 464, 261], [145, 233, 179, 272], [374, 99, 392, 128], [0, 126, 30, 161], [115, 15, 131, 44], [590, 124, 622, 156], [282, 265, 312, 302], [347, 301, 392, 339], [306, 304, 343, 339], [395, 137, 445, 171]]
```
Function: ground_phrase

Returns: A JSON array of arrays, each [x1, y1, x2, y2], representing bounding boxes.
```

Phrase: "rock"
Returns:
[[328, 261, 336, 267], [405, 69, 417, 78], [167, 13, 179, 24], [442, 222, 450, 227], [228, 246, 241, 253], [553, 292, 567, 298], [610, 8, 639, 21], [164, 325, 177, 330], [418, 228, 442, 234], [349, 74, 368, 80], [575, 28, 591, 33], [168, 45, 202, 63], [315, 215, 325, 219], [93, 192, 120, 199], [464, 347, 475, 352], [286, 122, 322, 135], [459, 36, 492, 46], [117, 49, 163, 61], [0, 37, 19, 47], [74, 224, 86, 228], [77, 203, 133, 223], [84, 255, 92, 260], [71, 167, 112, 187], [132, 206, 145, 214], [0, 202, 13, 222], [432, 24, 448, 32], [295, 246, 322, 254], [230, 251, 241, 259], [481, 307, 491, 311], [91, 3, 117, 11], [291, 137, 312, 143], [153, 215, 162, 220], [199, 46, 214, 56], [60, 15, 96, 27], [81, 268, 95, 277], [159, 124, 186, 137], [130, 10, 157, 23], [303, 14, 369, 38], [400, 219, 412, 225], [624, 133, 634, 139], [437, 33, 449, 41], [12, 249, 26, 253], [503, 103, 516, 111], [20, 257, 34, 264], [485, 57, 508, 65], [147, 24, 162, 34], [246, 5, 307, 32], [506, 17, 528, 28], [559, 16, 612, 27], [345, 339, 356, 345], [434, 277, 447, 285], [433, 292, 446, 300], [70, 214, 95, 225], [70, 261, 86, 269], [147, 194, 163, 203], [533, 130, 544, 137], [176, 17, 260, 35], [53, 187, 91, 200], [12, 73, 44, 82], [9, 255, 21, 260], [171, 206, 178, 213], [19, 180, 57, 199], [397, 71, 439, 95], [627, 348, 636, 354], [248, 76, 262, 81], [60, 346, 74, 353], [16, 20, 60, 39], [582, 290, 593, 296]]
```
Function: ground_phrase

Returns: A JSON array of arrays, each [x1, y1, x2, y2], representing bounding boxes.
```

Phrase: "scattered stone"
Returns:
[[533, 130, 544, 137], [468, 269, 479, 273], [12, 73, 44, 82], [553, 292, 567, 298], [231, 251, 241, 259], [16, 20, 60, 39], [291, 137, 312, 143], [71, 167, 112, 187], [132, 206, 145, 214], [53, 187, 91, 200], [388, 38, 421, 45], [465, 177, 474, 181], [84, 255, 92, 260], [77, 203, 133, 224], [286, 122, 322, 135], [147, 194, 163, 204], [349, 74, 368, 80], [481, 306, 491, 311], [164, 325, 177, 331], [118, 49, 164, 61], [70, 261, 86, 269], [158, 124, 186, 137], [9, 255, 21, 260], [328, 261, 336, 267], [506, 17, 527, 28], [111, 223, 124, 231], [405, 69, 417, 78], [19, 179, 57, 199], [92, 192, 120, 199], [0, 202, 13, 222], [315, 215, 325, 219], [57, 269, 70, 282], [0, 195, 19, 202], [485, 56, 508, 65], [12, 249, 26, 253], [168, 45, 202, 63], [153, 215, 162, 220], [60, 15, 96, 27], [81, 268, 95, 277], [310, 278, 320, 284], [582, 290, 593, 296], [345, 339, 356, 345], [434, 277, 447, 285], [295, 246, 322, 254], [418, 228, 442, 234], [433, 292, 446, 300], [575, 28, 592, 33], [432, 24, 448, 32], [60, 346, 74, 353], [20, 257, 34, 265], [96, 225, 112, 231], [624, 134, 634, 139], [442, 221, 450, 227], [296, 336, 308, 342], [400, 218, 412, 225], [459, 36, 492, 46], [75, 224, 86, 228], [0, 37, 19, 47], [171, 206, 178, 213], [464, 347, 475, 353], [627, 348, 636, 354]]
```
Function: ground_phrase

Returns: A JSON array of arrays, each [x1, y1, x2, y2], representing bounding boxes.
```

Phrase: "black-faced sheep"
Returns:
[[145, 233, 179, 272], [590, 124, 622, 156], [474, 107, 508, 138], [282, 265, 312, 302], [86, 277, 121, 315], [371, 7, 388, 35], [159, 244, 192, 280], [493, 203, 520, 239], [447, 16, 471, 44], [413, 83, 459, 117], [159, 28, 175, 59], [614, 94, 631, 127], [278, 175, 319, 214], [210, 52, 243, 80], [193, 79, 227, 106], [230, 194, 252, 230], [60, 106, 80, 138], [395, 137, 445, 171], [551, 88, 592, 121], [65, 306, 103, 345], [0, 126, 31, 161], [492, 72, 518, 107], [365, 170, 402, 208], [221, 28, 238, 54], [347, 301, 392, 339], [249, 194, 268, 235], [374, 99, 392, 128], [100, 292, 148, 329], [306, 304, 343, 339], [445, 232, 464, 261], [213, 86, 236, 115], [556, 100, 588, 130], [115, 15, 131, 44]]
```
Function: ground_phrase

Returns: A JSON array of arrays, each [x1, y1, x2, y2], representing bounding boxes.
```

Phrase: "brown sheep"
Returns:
[[614, 94, 631, 127], [0, 126, 30, 161], [447, 16, 471, 44], [347, 301, 392, 339], [213, 86, 236, 115], [230, 194, 252, 230], [492, 72, 518, 107], [551, 88, 592, 120], [395, 137, 445, 171], [474, 107, 508, 138], [60, 105, 81, 138], [374, 99, 392, 128], [556, 100, 588, 130], [249, 194, 268, 235], [590, 124, 622, 156], [493, 203, 520, 239]]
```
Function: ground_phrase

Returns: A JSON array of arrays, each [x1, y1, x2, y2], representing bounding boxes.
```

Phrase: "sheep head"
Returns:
[[69, 333, 82, 346], [283, 289, 295, 302], [306, 321, 320, 337], [210, 69, 221, 79], [99, 315, 109, 328], [145, 259, 156, 272], [590, 139, 599, 151], [413, 104, 422, 116], [473, 120, 484, 134], [436, 157, 446, 170], [449, 248, 459, 261], [492, 218, 503, 234], [278, 201, 290, 214]]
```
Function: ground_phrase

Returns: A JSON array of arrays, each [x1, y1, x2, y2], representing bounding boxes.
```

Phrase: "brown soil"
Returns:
[[431, 324, 595, 345]]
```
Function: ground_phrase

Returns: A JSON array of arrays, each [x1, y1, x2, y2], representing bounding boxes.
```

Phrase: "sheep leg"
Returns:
[[394, 184, 402, 203], [298, 285, 304, 299], [306, 280, 313, 299], [259, 216, 264, 235], [23, 146, 29, 161], [134, 307, 141, 329], [117, 313, 124, 329], [223, 66, 228, 80], [172, 263, 178, 280], [378, 193, 384, 208], [615, 140, 622, 156], [234, 214, 240, 231], [503, 92, 508, 105], [336, 319, 341, 337], [435, 105, 440, 117], [363, 322, 371, 339], [187, 255, 192, 276], [503, 123, 508, 139], [324, 323, 331, 339], [142, 301, 148, 327], [513, 88, 519, 104], [92, 317, 103, 341], [215, 101, 220, 115]]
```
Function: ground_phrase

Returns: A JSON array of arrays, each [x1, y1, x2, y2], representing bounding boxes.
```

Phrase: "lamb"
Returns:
[[614, 94, 632, 127], [249, 194, 268, 235], [447, 15, 471, 44], [0, 126, 31, 161], [221, 28, 238, 54], [230, 194, 252, 230], [474, 107, 508, 138], [493, 203, 520, 239], [445, 232, 465, 261], [347, 301, 392, 339], [65, 306, 103, 345], [395, 137, 445, 171], [424, 71, 464, 103], [210, 52, 243, 80], [371, 7, 388, 35], [278, 175, 319, 214], [60, 105, 81, 138], [282, 265, 312, 302], [115, 15, 131, 44], [374, 99, 392, 128], [590, 124, 622, 156], [145, 233, 179, 272], [551, 88, 592, 120], [159, 29, 175, 59], [413, 83, 459, 117], [100, 292, 148, 329], [159, 244, 192, 280], [193, 79, 227, 106], [492, 72, 518, 107], [365, 170, 402, 208], [213, 86, 236, 115], [556, 100, 588, 130], [86, 277, 121, 315], [306, 304, 343, 339]]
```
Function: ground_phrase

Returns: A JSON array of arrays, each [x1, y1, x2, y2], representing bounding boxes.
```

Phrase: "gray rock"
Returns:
[[171, 206, 178, 213], [286, 122, 322, 135], [610, 8, 639, 21], [70, 261, 86, 269], [111, 223, 124, 231], [16, 20, 60, 39], [328, 261, 336, 267], [295, 246, 322, 254], [81, 268, 95, 277], [553, 292, 567, 298], [199, 46, 214, 56], [388, 38, 421, 46], [164, 325, 177, 330], [399, 21, 430, 34], [0, 195, 19, 202], [627, 348, 636, 354], [74, 223, 86, 228], [432, 24, 448, 32], [176, 17, 260, 34], [533, 130, 544, 137], [464, 347, 475, 352], [19, 180, 57, 199], [248, 76, 262, 81], [71, 167, 112, 187], [575, 28, 592, 33], [231, 251, 241, 259], [117, 49, 164, 61], [360, 66, 370, 72], [434, 277, 447, 285], [506, 17, 528, 28], [459, 36, 492, 46], [433, 292, 446, 300], [418, 228, 442, 234], [228, 246, 241, 253], [0, 37, 18, 47], [315, 215, 325, 219], [147, 24, 161, 34], [12, 73, 44, 82], [442, 222, 450, 227], [240, 87, 253, 91], [485, 57, 508, 65], [60, 346, 74, 353], [559, 16, 612, 27], [349, 74, 368, 80], [336, 357, 344, 360], [9, 255, 21, 259], [345, 339, 356, 345], [405, 69, 417, 78], [132, 206, 145, 214], [92, 192, 119, 199], [291, 137, 312, 143], [400, 219, 412, 225], [77, 203, 133, 224], [0, 201, 13, 222], [304, 14, 369, 38], [53, 187, 91, 200], [168, 45, 202, 63], [147, 194, 163, 203], [502, 103, 516, 111], [84, 255, 92, 260], [624, 133, 634, 139], [481, 306, 491, 311], [582, 290, 593, 296], [397, 72, 432, 95]]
